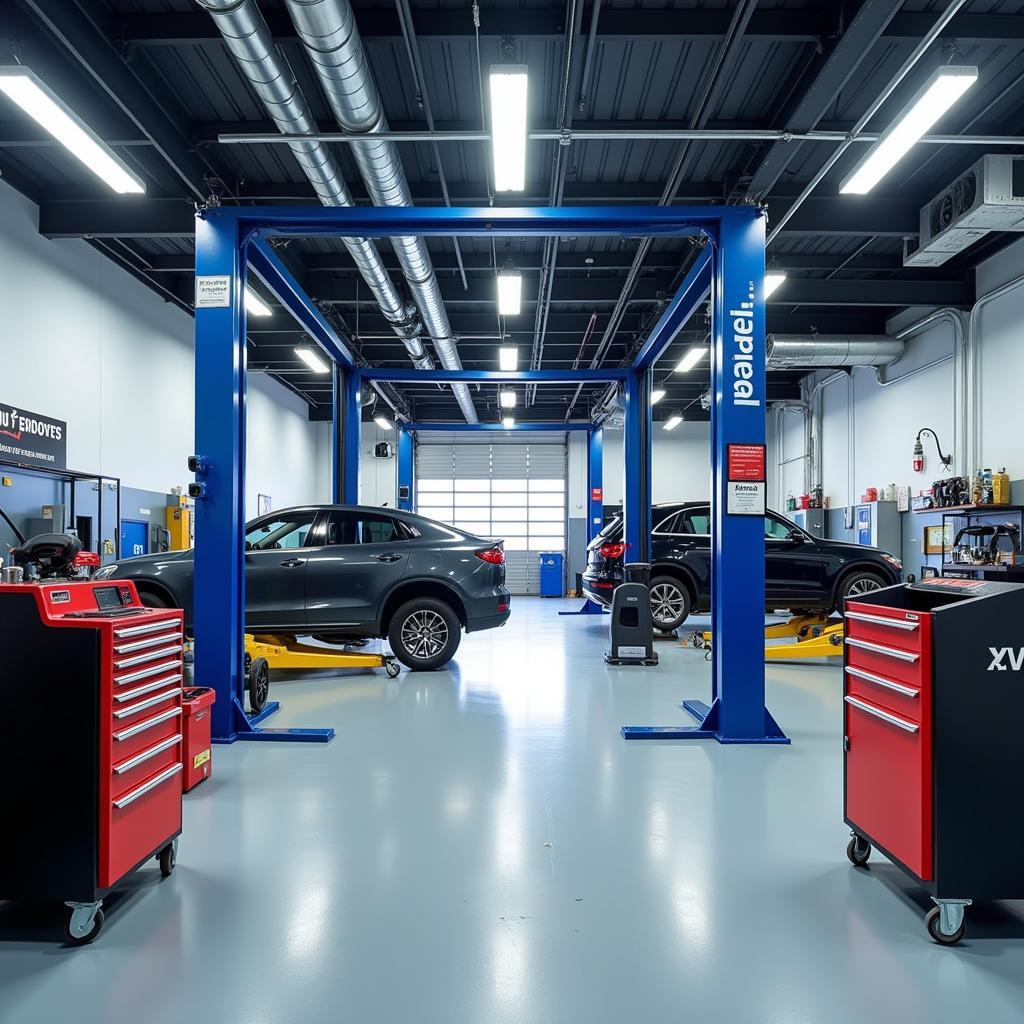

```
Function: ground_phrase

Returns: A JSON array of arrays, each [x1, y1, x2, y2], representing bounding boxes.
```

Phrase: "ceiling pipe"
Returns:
[[194, 0, 436, 376], [766, 334, 904, 368], [218, 128, 1024, 147], [283, 0, 478, 424]]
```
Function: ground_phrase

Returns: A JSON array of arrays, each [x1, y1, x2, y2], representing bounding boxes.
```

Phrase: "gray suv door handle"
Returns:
[[280, 558, 304, 568], [376, 553, 403, 563]]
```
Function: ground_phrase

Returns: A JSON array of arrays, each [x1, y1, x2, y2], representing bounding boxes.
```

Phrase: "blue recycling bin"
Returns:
[[539, 552, 564, 597]]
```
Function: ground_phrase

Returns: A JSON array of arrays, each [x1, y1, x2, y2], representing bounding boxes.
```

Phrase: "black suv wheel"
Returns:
[[388, 597, 462, 671], [839, 571, 887, 604], [649, 576, 691, 631]]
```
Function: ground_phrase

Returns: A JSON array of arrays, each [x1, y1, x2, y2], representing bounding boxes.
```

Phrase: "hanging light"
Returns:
[[374, 414, 394, 431], [675, 347, 707, 373], [502, 415, 516, 429], [663, 414, 683, 431], [764, 259, 787, 299], [0, 67, 145, 194], [489, 64, 529, 192], [245, 288, 273, 317], [294, 346, 329, 373], [840, 66, 978, 195], [498, 346, 519, 371], [651, 389, 666, 405], [497, 259, 523, 316], [500, 390, 517, 408]]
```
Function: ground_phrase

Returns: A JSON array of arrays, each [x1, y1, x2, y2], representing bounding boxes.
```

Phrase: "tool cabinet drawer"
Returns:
[[844, 605, 926, 655], [844, 665, 925, 722], [111, 704, 183, 762], [845, 694, 932, 880], [845, 636, 925, 687], [103, 762, 182, 887], [112, 733, 182, 800]]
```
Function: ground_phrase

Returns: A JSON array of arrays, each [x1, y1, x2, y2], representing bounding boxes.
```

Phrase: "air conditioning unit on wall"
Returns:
[[903, 155, 1024, 268]]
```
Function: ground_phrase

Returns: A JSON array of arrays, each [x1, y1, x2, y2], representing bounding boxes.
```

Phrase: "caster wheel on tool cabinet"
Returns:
[[158, 841, 177, 878], [385, 657, 401, 679], [65, 907, 104, 946], [926, 907, 965, 946], [846, 836, 871, 866], [247, 656, 270, 714]]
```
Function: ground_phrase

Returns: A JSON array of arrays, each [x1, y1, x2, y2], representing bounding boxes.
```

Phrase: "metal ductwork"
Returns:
[[766, 335, 905, 369], [194, 0, 435, 376], [283, 0, 478, 424]]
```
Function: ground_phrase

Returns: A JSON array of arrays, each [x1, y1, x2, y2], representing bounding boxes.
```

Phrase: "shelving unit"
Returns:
[[933, 505, 1024, 581]]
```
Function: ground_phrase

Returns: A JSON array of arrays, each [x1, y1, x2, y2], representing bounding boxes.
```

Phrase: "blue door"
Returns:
[[120, 520, 148, 559]]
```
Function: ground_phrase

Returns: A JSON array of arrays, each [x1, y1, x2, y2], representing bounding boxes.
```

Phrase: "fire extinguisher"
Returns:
[[912, 438, 924, 473]]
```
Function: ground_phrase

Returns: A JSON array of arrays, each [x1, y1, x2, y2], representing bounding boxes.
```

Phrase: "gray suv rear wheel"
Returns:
[[388, 597, 462, 671]]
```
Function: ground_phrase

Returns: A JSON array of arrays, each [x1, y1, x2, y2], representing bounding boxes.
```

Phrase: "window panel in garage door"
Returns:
[[414, 434, 566, 595]]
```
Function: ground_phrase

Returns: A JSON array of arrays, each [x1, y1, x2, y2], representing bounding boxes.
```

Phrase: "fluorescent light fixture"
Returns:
[[497, 266, 522, 316], [840, 66, 978, 195], [245, 288, 273, 317], [651, 389, 666, 405], [294, 346, 329, 374], [499, 390, 517, 408], [0, 67, 145, 194], [499, 346, 519, 371], [489, 65, 528, 192], [502, 416, 516, 429], [663, 414, 683, 431], [675, 347, 707, 373], [374, 415, 394, 431], [764, 261, 787, 299]]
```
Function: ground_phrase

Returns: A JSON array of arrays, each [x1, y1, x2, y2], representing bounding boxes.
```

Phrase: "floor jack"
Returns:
[[239, 635, 402, 718], [688, 613, 844, 660]]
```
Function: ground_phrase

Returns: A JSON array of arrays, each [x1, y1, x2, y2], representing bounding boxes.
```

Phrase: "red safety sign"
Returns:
[[591, 487, 603, 501], [727, 443, 766, 481]]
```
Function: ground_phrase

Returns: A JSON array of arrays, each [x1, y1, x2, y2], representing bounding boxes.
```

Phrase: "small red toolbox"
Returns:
[[182, 687, 215, 791]]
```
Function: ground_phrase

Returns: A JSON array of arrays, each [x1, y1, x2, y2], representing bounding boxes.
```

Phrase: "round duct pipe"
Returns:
[[766, 335, 904, 369]]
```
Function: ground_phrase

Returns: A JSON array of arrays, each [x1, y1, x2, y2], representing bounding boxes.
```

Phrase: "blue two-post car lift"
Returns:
[[194, 204, 786, 745]]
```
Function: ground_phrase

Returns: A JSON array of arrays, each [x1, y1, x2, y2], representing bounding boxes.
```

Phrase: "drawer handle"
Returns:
[[113, 687, 182, 719], [115, 674, 183, 703], [113, 763, 182, 808], [115, 659, 182, 686], [113, 734, 181, 774], [844, 666, 920, 698], [114, 618, 181, 638], [844, 611, 919, 631], [114, 644, 184, 669], [844, 695, 919, 733], [845, 637, 919, 662], [115, 631, 182, 654], [114, 705, 182, 741]]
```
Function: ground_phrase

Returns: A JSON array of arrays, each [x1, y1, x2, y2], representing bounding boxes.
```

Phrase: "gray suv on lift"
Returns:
[[94, 505, 511, 670]]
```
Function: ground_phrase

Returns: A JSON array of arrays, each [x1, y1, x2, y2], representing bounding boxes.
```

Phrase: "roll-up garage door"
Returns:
[[415, 432, 567, 596]]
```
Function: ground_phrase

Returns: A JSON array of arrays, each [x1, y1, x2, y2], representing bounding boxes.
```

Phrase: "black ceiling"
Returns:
[[3, 0, 1024, 423]]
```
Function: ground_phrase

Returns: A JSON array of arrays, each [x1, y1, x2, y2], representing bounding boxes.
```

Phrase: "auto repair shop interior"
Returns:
[[2, 0, 1024, 1020]]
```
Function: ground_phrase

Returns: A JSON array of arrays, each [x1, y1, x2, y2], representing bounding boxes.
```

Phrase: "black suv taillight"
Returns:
[[598, 542, 627, 559]]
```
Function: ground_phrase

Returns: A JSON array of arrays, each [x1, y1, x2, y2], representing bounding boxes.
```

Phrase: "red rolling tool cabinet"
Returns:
[[843, 576, 1024, 944], [0, 579, 184, 944]]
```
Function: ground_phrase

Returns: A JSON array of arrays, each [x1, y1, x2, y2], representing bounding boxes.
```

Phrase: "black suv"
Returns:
[[582, 502, 902, 631]]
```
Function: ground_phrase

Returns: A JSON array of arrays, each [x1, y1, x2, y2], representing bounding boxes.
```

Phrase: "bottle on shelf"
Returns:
[[982, 468, 994, 505], [994, 468, 1011, 505], [786, 492, 795, 512], [971, 469, 983, 506]]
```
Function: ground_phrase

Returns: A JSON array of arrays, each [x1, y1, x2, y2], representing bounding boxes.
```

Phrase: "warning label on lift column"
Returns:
[[726, 443, 766, 516]]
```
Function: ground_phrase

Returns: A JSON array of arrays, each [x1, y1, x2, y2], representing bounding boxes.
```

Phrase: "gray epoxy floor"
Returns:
[[2, 598, 1023, 1023]]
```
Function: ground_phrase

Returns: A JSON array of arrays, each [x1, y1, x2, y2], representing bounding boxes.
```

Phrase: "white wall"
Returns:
[[602, 421, 712, 505], [785, 237, 1024, 515], [359, 422, 398, 507], [0, 180, 326, 517]]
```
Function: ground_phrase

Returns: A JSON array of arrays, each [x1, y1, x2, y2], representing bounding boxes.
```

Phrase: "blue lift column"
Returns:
[[193, 210, 247, 744], [623, 368, 653, 563], [193, 212, 333, 744], [587, 427, 603, 541], [622, 209, 787, 744], [397, 428, 414, 511], [342, 370, 361, 504]]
